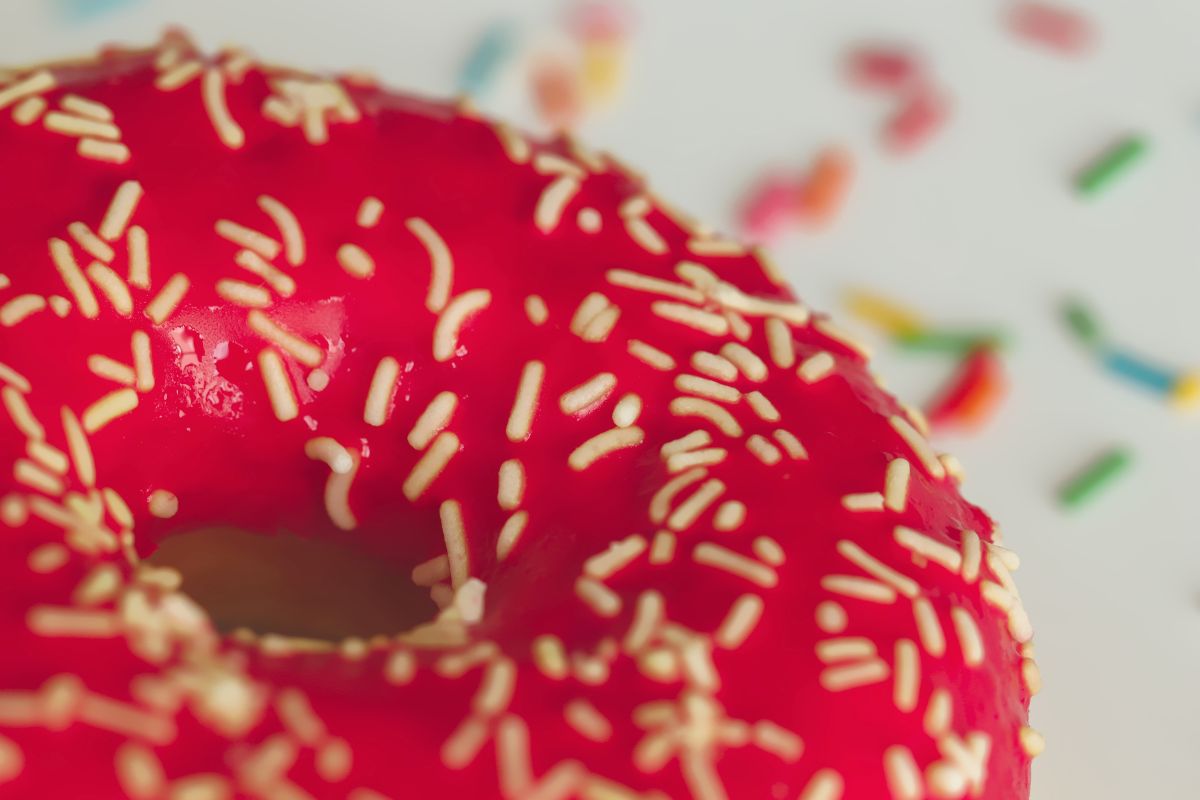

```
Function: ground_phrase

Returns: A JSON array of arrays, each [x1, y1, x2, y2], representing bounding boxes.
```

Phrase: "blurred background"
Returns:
[[4, 0, 1200, 797]]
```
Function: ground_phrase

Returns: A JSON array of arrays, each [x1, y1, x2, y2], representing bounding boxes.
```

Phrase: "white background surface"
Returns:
[[4, 1, 1200, 797]]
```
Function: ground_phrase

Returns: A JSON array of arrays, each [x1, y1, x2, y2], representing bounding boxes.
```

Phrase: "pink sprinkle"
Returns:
[[846, 47, 920, 91], [739, 174, 803, 241], [1009, 3, 1093, 54], [569, 1, 635, 42], [884, 88, 949, 153]]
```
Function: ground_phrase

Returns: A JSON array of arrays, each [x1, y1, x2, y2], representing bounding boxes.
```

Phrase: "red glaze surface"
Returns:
[[0, 36, 1035, 800]]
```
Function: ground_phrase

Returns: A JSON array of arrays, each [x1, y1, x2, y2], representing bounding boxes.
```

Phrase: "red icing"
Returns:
[[0, 37, 1032, 799]]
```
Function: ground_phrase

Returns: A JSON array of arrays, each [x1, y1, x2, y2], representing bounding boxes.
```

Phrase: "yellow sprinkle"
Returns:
[[844, 288, 925, 336]]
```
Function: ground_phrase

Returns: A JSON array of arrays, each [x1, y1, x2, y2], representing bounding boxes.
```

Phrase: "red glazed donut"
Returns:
[[0, 35, 1039, 800]]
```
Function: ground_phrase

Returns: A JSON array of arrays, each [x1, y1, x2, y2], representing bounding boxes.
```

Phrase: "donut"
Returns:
[[0, 35, 1039, 800]]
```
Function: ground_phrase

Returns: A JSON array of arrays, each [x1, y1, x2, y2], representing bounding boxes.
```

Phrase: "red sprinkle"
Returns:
[[1009, 3, 1093, 54], [568, 0, 635, 42], [884, 88, 949, 153], [530, 55, 585, 130], [739, 173, 802, 241], [926, 347, 1008, 431], [846, 47, 920, 91]]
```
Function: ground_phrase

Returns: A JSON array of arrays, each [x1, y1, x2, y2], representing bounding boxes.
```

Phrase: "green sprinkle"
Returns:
[[1058, 448, 1132, 508], [1075, 136, 1147, 196], [1061, 298, 1103, 347], [893, 329, 1010, 354]]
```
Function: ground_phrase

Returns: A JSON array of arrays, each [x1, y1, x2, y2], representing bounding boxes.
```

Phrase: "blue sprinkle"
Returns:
[[1102, 348, 1176, 395], [458, 22, 517, 97], [57, 0, 140, 23]]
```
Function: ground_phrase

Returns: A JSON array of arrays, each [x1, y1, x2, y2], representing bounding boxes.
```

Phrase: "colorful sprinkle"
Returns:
[[893, 328, 1010, 354], [739, 174, 802, 240], [1009, 3, 1094, 55], [1058, 447, 1132, 508], [1075, 136, 1147, 197], [1061, 298, 1104, 348], [844, 289, 925, 337], [884, 88, 949, 153], [846, 46, 920, 91], [798, 148, 854, 225], [458, 22, 519, 97], [925, 347, 1007, 431], [1170, 371, 1200, 411], [1101, 348, 1176, 395]]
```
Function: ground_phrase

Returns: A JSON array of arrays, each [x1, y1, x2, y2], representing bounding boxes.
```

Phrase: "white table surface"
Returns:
[[4, 1, 1199, 797]]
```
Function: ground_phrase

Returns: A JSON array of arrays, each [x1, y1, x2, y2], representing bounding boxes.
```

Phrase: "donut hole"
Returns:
[[145, 526, 440, 641]]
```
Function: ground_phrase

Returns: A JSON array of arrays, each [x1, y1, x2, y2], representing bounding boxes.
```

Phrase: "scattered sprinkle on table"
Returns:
[[1075, 135, 1147, 197], [1061, 298, 1104, 348], [1101, 348, 1176, 395], [844, 289, 925, 337], [1009, 2, 1094, 55], [458, 21, 518, 96], [894, 328, 1010, 354], [926, 347, 1007, 431], [846, 46, 920, 91], [1058, 447, 1132, 509]]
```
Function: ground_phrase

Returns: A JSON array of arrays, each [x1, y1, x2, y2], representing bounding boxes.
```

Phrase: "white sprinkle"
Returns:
[[715, 594, 764, 649], [611, 393, 642, 427], [440, 716, 489, 768], [357, 197, 384, 228], [146, 489, 178, 519], [741, 392, 779, 424], [606, 269, 704, 304], [661, 430, 713, 458], [115, 742, 165, 799], [497, 459, 526, 511], [496, 715, 534, 797], [649, 530, 676, 564], [752, 536, 785, 566], [77, 138, 130, 164], [14, 459, 63, 495], [85, 263, 132, 317], [44, 111, 120, 141], [257, 349, 298, 422], [246, 310, 323, 368], [913, 597, 947, 658], [524, 295, 549, 326], [81, 388, 138, 433], [68, 222, 115, 263], [337, 243, 375, 279], [403, 432, 460, 501], [625, 217, 668, 254], [842, 492, 885, 512], [649, 467, 707, 524], [506, 360, 545, 442], [201, 68, 244, 149], [820, 659, 891, 692], [691, 351, 739, 382], [894, 639, 920, 713], [360, 356, 401, 427], [753, 721, 804, 763], [693, 542, 777, 588], [304, 436, 354, 475], [0, 362, 31, 393], [12, 95, 46, 125], [405, 391, 456, 450], [815, 318, 872, 359], [144, 274, 189, 325], [0, 70, 55, 112], [627, 339, 676, 371], [493, 122, 531, 163], [764, 318, 796, 369], [816, 637, 876, 663], [651, 301, 730, 336], [577, 207, 602, 233], [1020, 724, 1046, 756], [820, 575, 897, 604], [719, 343, 767, 382], [746, 434, 783, 465], [564, 699, 612, 743], [434, 289, 491, 361], [687, 237, 746, 257], [940, 453, 965, 484], [472, 657, 515, 717], [883, 746, 923, 800], [924, 688, 953, 737], [2, 386, 44, 439], [951, 606, 985, 667], [815, 601, 848, 633], [216, 219, 282, 261], [532, 635, 568, 680], [584, 535, 647, 580], [570, 294, 620, 343], [27, 441, 67, 477], [575, 576, 622, 618], [438, 500, 470, 590], [156, 59, 202, 90], [961, 530, 982, 583], [216, 280, 272, 308], [884, 458, 911, 512], [772, 431, 811, 455], [666, 447, 728, 473], [668, 397, 742, 437], [48, 238, 99, 318], [894, 526, 964, 573], [61, 94, 113, 121], [560, 372, 617, 415], [798, 351, 835, 383], [257, 195, 305, 266], [28, 606, 121, 638], [889, 414, 947, 480], [712, 500, 746, 532], [667, 478, 725, 531], [675, 374, 740, 404], [534, 152, 585, 177], [837, 539, 920, 598], [61, 407, 95, 487], [622, 590, 664, 653], [569, 427, 645, 471], [0, 295, 45, 327], [385, 649, 417, 685], [535, 176, 580, 234], [234, 249, 295, 297], [126, 226, 150, 289], [411, 555, 450, 587]]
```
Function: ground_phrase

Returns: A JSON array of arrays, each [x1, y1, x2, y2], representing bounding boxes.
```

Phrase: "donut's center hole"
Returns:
[[146, 526, 439, 641]]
